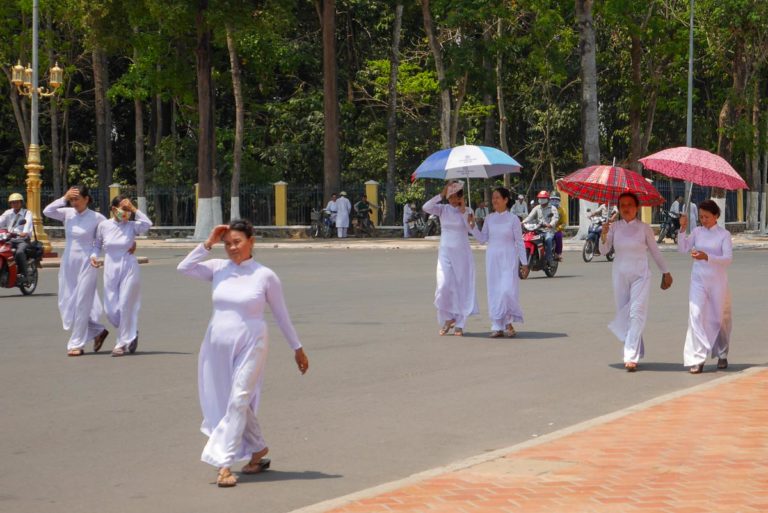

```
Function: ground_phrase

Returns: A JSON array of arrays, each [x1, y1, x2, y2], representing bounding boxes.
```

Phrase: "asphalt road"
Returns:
[[1, 245, 766, 513]]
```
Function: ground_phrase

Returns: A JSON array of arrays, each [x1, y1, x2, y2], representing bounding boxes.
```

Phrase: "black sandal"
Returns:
[[689, 364, 704, 374], [241, 458, 271, 475]]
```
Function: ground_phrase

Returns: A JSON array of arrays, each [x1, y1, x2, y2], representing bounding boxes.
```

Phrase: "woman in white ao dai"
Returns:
[[91, 195, 152, 356], [599, 192, 673, 371], [678, 200, 733, 374], [423, 181, 478, 336], [470, 187, 528, 337], [43, 186, 109, 356], [178, 220, 309, 488]]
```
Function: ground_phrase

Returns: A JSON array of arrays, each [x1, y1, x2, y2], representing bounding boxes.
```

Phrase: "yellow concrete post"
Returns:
[[737, 190, 744, 222], [365, 180, 379, 225], [274, 181, 288, 226], [641, 206, 652, 224], [109, 183, 121, 204], [557, 189, 570, 226]]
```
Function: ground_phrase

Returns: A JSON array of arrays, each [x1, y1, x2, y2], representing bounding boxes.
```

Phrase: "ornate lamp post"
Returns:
[[9, 0, 62, 254]]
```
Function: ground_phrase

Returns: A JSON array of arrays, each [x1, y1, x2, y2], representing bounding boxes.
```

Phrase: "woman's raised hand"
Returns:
[[64, 187, 80, 202], [205, 225, 230, 249], [119, 198, 137, 212]]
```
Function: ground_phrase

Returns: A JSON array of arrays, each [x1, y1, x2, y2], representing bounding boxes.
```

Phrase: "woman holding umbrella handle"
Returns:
[[599, 191, 672, 372], [678, 201, 733, 374]]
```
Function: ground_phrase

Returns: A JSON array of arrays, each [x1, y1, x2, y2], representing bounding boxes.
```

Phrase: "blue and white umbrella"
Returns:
[[411, 144, 522, 208]]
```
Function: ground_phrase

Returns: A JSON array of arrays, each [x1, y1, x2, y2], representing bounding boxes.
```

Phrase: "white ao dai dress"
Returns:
[[678, 225, 732, 366], [92, 210, 152, 349], [423, 194, 478, 328], [178, 244, 302, 468], [43, 197, 106, 350], [599, 219, 669, 363], [471, 211, 527, 330]]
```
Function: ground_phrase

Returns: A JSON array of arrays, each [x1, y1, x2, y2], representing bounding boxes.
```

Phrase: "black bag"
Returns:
[[26, 240, 45, 259]]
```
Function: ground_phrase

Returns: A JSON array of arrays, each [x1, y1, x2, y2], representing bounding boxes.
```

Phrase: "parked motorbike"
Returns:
[[657, 209, 679, 244], [353, 211, 376, 237], [519, 222, 558, 279], [310, 208, 335, 238], [582, 216, 615, 262], [406, 209, 440, 238], [0, 220, 42, 295]]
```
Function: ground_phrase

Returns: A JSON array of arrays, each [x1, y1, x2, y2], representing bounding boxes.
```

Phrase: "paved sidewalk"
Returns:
[[295, 367, 768, 513]]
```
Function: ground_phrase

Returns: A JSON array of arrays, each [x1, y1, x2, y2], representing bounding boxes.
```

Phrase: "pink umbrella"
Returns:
[[639, 147, 748, 190]]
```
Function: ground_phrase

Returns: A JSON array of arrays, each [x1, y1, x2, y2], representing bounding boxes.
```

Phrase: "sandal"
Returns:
[[453, 328, 464, 337], [242, 458, 271, 474], [439, 320, 456, 336], [717, 358, 728, 369], [505, 324, 517, 338], [624, 362, 637, 372], [93, 329, 109, 353], [67, 348, 84, 357], [689, 364, 704, 374], [111, 346, 125, 357], [217, 468, 237, 488], [128, 334, 139, 354], [489, 330, 504, 338]]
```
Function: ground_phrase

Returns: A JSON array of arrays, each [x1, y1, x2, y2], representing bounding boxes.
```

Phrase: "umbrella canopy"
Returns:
[[411, 145, 522, 180], [639, 147, 748, 190], [556, 165, 665, 207]]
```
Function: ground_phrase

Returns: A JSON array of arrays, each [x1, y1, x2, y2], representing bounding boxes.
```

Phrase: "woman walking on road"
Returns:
[[678, 200, 733, 374], [177, 219, 309, 487], [599, 192, 673, 371], [90, 195, 152, 356], [423, 181, 478, 336], [469, 187, 528, 338], [43, 186, 109, 356]]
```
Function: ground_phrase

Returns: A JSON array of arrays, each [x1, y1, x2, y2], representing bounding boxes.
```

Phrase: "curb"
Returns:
[[287, 366, 767, 513], [41, 256, 150, 269]]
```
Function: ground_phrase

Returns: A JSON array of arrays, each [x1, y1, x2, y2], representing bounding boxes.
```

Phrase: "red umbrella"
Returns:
[[639, 147, 748, 190], [556, 165, 665, 206]]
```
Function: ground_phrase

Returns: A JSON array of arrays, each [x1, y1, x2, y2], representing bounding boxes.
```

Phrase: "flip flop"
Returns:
[[93, 329, 109, 353], [128, 334, 138, 354], [241, 458, 271, 474], [67, 348, 84, 357]]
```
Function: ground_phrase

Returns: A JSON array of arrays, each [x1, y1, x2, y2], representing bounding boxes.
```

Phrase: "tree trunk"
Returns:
[[132, 40, 147, 214], [575, 0, 600, 239], [747, 83, 760, 229], [628, 32, 643, 173], [385, 2, 403, 225], [321, 0, 340, 201], [496, 19, 510, 188], [92, 47, 110, 210], [450, 72, 468, 146], [103, 51, 113, 185], [422, 0, 451, 149], [194, 0, 215, 239], [226, 24, 244, 221]]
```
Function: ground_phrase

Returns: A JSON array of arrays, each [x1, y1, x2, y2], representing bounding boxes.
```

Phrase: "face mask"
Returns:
[[538, 199, 548, 205], [114, 209, 131, 222]]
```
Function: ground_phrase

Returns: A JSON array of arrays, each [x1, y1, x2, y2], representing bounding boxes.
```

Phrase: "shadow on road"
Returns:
[[0, 292, 57, 299], [235, 469, 343, 484], [462, 331, 568, 340], [608, 362, 760, 373]]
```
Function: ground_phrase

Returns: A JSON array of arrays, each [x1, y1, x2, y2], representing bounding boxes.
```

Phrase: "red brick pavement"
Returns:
[[320, 369, 768, 513]]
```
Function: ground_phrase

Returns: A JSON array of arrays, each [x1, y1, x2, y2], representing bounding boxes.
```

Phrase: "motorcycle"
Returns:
[[657, 209, 679, 244], [582, 216, 615, 262], [406, 209, 440, 238], [519, 222, 558, 279], [0, 220, 43, 295], [352, 211, 376, 237], [310, 208, 335, 238]]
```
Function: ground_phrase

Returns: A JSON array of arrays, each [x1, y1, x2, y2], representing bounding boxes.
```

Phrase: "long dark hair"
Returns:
[[494, 187, 514, 210]]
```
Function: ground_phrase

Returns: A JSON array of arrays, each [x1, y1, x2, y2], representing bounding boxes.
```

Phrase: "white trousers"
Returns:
[[200, 337, 268, 468], [438, 310, 467, 329], [104, 256, 141, 348], [609, 267, 650, 363], [337, 227, 348, 238], [683, 275, 732, 366], [66, 266, 105, 350]]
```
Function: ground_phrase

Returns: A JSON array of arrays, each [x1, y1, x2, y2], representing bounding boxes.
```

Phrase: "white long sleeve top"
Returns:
[[678, 224, 732, 274], [471, 211, 528, 266], [0, 208, 33, 236], [177, 244, 302, 350], [43, 197, 106, 252], [422, 194, 472, 248], [92, 210, 153, 258], [599, 218, 669, 274]]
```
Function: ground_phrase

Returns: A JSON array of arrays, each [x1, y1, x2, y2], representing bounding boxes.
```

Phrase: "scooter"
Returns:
[[406, 208, 440, 238], [657, 209, 679, 244], [519, 222, 558, 279], [310, 208, 335, 238], [582, 216, 615, 262], [0, 220, 42, 295]]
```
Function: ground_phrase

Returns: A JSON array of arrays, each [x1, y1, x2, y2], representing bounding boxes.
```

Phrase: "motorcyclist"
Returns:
[[522, 190, 559, 265], [0, 193, 34, 282], [669, 195, 683, 232], [354, 194, 376, 224]]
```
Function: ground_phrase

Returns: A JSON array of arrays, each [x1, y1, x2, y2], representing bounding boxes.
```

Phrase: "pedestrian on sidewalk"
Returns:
[[43, 186, 109, 357], [325, 193, 338, 225], [469, 187, 528, 338], [403, 201, 414, 238], [336, 191, 352, 238], [511, 194, 528, 220], [678, 201, 732, 374], [90, 195, 152, 357], [599, 191, 673, 372], [177, 219, 309, 488], [423, 181, 478, 336]]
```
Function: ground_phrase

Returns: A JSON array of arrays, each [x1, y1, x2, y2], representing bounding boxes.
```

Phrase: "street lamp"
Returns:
[[9, 0, 62, 255]]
